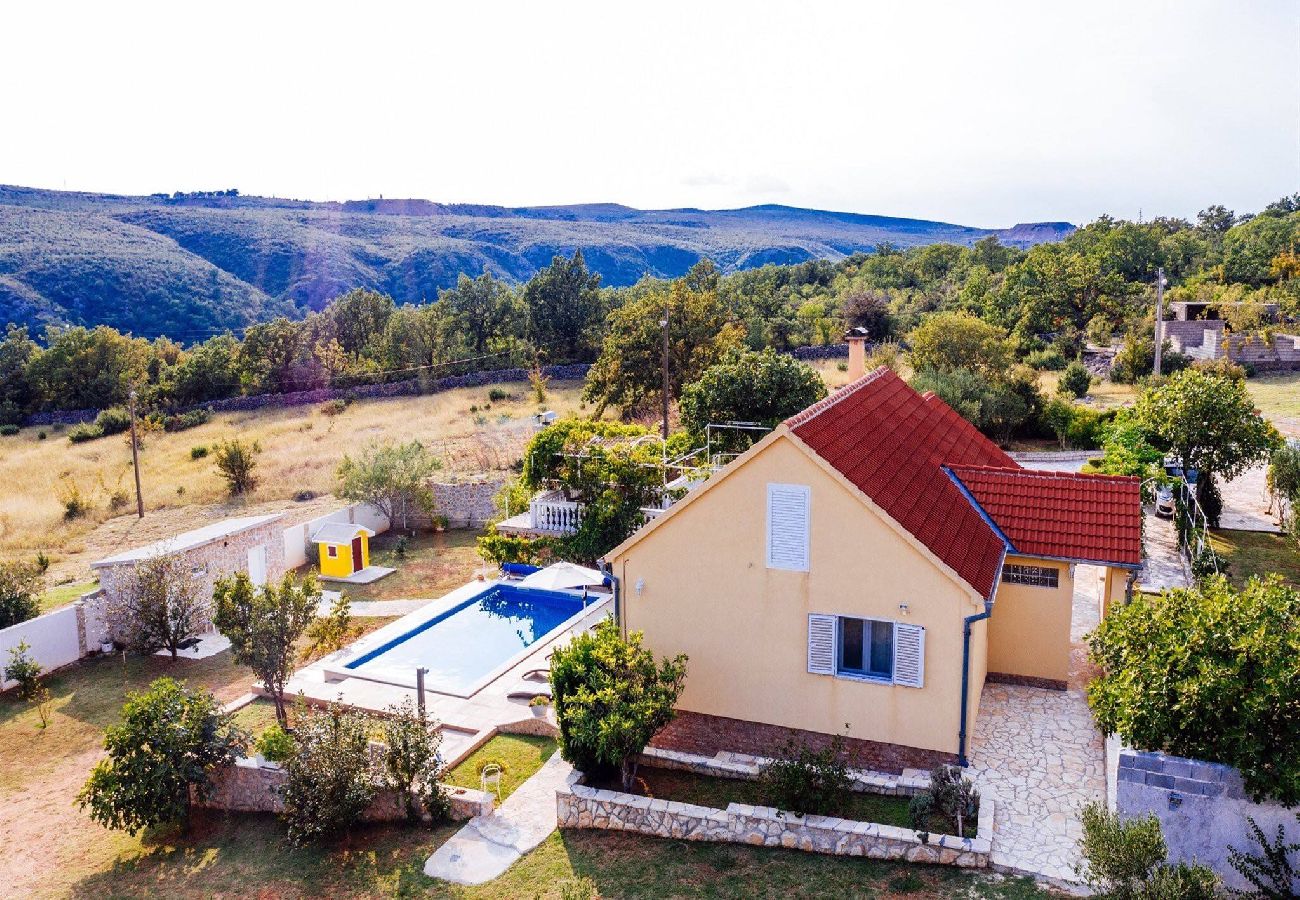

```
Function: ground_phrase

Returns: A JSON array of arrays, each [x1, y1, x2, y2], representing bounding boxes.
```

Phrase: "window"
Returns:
[[766, 483, 810, 571], [327, 545, 338, 559], [808, 614, 925, 687], [1001, 563, 1059, 589], [838, 617, 895, 680]]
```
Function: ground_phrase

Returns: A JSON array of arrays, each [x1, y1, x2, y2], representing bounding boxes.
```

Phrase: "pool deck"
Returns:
[[278, 590, 612, 766]]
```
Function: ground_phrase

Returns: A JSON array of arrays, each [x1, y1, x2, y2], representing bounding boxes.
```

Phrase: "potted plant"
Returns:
[[254, 724, 295, 768], [99, 635, 114, 654], [529, 695, 550, 718]]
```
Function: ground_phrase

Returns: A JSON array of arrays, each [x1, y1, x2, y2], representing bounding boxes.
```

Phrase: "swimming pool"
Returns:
[[333, 582, 591, 696]]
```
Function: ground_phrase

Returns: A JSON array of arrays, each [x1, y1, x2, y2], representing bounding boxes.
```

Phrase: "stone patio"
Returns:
[[967, 564, 1109, 889]]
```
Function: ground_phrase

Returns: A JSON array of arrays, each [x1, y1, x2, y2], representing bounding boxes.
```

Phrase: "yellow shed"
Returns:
[[313, 522, 375, 578]]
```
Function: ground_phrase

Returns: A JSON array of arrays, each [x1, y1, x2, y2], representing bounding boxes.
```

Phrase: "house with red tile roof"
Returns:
[[605, 365, 1141, 770]]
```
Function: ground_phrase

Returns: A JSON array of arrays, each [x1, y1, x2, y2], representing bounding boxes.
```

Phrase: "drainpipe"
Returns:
[[598, 559, 620, 629], [958, 601, 992, 768]]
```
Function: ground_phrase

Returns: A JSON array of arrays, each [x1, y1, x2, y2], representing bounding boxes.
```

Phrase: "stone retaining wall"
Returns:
[[427, 478, 506, 528], [198, 756, 495, 822], [556, 765, 992, 867]]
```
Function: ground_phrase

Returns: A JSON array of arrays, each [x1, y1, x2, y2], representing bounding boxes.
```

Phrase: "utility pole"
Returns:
[[1153, 266, 1166, 377], [128, 390, 144, 518], [660, 302, 670, 439]]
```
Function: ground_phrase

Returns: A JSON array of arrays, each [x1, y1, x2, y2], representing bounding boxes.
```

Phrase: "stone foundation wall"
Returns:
[[556, 765, 992, 867], [986, 672, 1067, 692], [650, 711, 958, 774], [197, 757, 494, 821], [640, 747, 930, 797], [427, 479, 506, 528]]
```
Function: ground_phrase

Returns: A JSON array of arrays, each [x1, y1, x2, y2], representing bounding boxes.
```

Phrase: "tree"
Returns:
[[164, 333, 241, 405], [1058, 359, 1092, 398], [679, 349, 826, 450], [280, 701, 377, 845], [1076, 801, 1218, 899], [25, 325, 153, 411], [5, 640, 52, 728], [335, 440, 440, 531], [213, 572, 321, 727], [439, 271, 516, 355], [1088, 575, 1300, 805], [323, 288, 394, 357], [839, 289, 894, 340], [106, 553, 207, 659], [213, 437, 260, 495], [1135, 368, 1282, 523], [906, 311, 1014, 377], [0, 324, 39, 424], [910, 366, 1035, 442], [550, 619, 687, 791], [521, 251, 604, 362], [379, 698, 450, 823], [582, 277, 744, 417], [0, 559, 42, 629], [78, 678, 245, 834]]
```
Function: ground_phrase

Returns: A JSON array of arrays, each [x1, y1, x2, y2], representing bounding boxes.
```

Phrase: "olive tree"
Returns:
[[379, 698, 450, 823], [106, 552, 207, 659], [550, 618, 687, 791], [679, 348, 826, 452], [78, 678, 245, 834], [213, 572, 320, 727], [280, 701, 377, 844], [336, 439, 440, 531]]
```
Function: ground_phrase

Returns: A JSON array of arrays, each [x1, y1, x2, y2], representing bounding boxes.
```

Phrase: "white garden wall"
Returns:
[[0, 603, 84, 690], [282, 503, 390, 569]]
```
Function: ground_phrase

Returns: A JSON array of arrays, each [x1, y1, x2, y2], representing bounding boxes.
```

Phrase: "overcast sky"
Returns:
[[2, 0, 1296, 227]]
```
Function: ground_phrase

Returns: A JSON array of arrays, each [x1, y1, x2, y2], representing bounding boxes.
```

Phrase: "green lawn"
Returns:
[[303, 529, 486, 602], [1245, 372, 1300, 421], [445, 733, 558, 803], [590, 766, 914, 830], [39, 579, 98, 613], [1208, 528, 1300, 589]]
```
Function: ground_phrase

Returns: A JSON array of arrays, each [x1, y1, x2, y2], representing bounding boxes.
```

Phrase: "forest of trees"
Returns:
[[1, 195, 1297, 427]]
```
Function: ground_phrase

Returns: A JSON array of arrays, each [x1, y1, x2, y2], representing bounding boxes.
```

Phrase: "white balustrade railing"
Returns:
[[529, 491, 584, 534]]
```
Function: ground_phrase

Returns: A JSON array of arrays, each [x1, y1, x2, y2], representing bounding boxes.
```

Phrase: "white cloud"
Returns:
[[0, 0, 1295, 225]]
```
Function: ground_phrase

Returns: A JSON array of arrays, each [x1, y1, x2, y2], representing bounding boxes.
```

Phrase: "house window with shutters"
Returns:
[[766, 483, 810, 571], [807, 614, 924, 688]]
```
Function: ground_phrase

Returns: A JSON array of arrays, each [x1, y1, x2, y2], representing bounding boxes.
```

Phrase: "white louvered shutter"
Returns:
[[766, 483, 810, 571], [807, 614, 836, 675], [893, 623, 925, 688]]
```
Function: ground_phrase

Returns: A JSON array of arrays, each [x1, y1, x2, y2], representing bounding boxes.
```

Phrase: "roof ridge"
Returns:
[[782, 365, 894, 428], [948, 463, 1140, 485]]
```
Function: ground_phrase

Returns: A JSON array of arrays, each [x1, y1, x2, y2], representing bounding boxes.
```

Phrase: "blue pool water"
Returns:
[[345, 584, 586, 694]]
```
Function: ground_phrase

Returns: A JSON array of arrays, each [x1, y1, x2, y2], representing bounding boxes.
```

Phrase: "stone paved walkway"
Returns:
[[968, 564, 1108, 888], [1136, 506, 1191, 592], [424, 751, 573, 884]]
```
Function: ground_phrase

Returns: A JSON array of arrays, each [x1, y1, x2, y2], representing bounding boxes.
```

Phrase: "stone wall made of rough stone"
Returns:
[[650, 710, 958, 775], [556, 764, 992, 867], [197, 757, 494, 822], [427, 479, 506, 528], [1115, 748, 1300, 893], [96, 519, 286, 640]]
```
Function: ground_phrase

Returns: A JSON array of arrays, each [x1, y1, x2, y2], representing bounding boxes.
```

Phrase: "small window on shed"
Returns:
[[327, 545, 338, 558], [1001, 563, 1059, 589], [766, 483, 810, 571]]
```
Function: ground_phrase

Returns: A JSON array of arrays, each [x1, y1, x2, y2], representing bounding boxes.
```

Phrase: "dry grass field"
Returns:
[[0, 379, 590, 582]]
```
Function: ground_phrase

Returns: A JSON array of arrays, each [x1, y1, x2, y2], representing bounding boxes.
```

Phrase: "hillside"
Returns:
[[0, 184, 1073, 339]]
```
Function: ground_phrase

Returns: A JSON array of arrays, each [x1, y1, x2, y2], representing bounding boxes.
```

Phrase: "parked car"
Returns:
[[1163, 458, 1198, 485], [1155, 485, 1175, 518]]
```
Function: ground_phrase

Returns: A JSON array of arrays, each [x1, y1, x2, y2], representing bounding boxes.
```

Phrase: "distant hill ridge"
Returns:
[[0, 184, 1074, 340]]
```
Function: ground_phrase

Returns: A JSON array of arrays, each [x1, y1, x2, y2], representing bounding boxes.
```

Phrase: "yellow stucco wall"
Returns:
[[318, 533, 368, 577], [612, 433, 988, 757], [986, 555, 1073, 684]]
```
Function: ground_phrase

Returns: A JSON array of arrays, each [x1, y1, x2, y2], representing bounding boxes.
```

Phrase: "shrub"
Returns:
[[56, 477, 90, 519], [335, 440, 440, 531], [760, 732, 852, 817], [908, 765, 980, 837], [0, 423, 17, 436], [1088, 575, 1300, 805], [319, 398, 348, 417], [256, 724, 296, 763], [0, 560, 42, 629], [488, 387, 508, 402], [280, 702, 377, 844], [107, 489, 129, 511], [393, 535, 410, 559], [77, 678, 246, 834], [1193, 357, 1248, 382], [528, 364, 550, 404], [37, 430, 46, 440], [94, 407, 132, 436], [1076, 802, 1217, 898], [529, 695, 550, 708], [836, 361, 848, 372], [304, 592, 352, 660], [164, 408, 211, 432], [1228, 812, 1300, 898], [1025, 347, 1067, 370], [67, 423, 104, 443], [378, 698, 451, 824], [1058, 360, 1093, 398], [293, 489, 316, 502], [476, 529, 552, 565], [104, 552, 208, 659], [551, 619, 687, 790], [190, 444, 208, 459], [213, 437, 260, 495], [34, 551, 49, 573], [4, 640, 44, 701]]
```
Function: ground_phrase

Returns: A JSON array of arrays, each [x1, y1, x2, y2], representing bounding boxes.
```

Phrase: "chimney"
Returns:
[[844, 326, 869, 380]]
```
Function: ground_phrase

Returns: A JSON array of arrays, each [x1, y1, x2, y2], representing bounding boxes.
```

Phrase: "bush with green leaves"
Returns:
[[104, 552, 207, 659], [1088, 574, 1300, 805], [4, 639, 52, 727], [280, 701, 377, 844], [0, 423, 17, 436], [550, 618, 687, 791], [213, 436, 260, 495], [760, 732, 853, 817], [1075, 802, 1217, 899], [378, 698, 450, 824], [335, 439, 440, 530], [678, 348, 827, 451], [94, 406, 132, 435], [67, 422, 103, 443], [1058, 359, 1093, 398], [1228, 812, 1300, 898], [476, 528, 554, 565], [78, 678, 245, 834], [163, 408, 210, 432], [907, 764, 980, 838], [1025, 347, 1067, 370], [255, 724, 296, 763], [0, 559, 42, 629]]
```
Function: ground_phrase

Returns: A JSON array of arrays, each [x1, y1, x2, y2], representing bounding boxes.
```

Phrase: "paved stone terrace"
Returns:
[[967, 564, 1109, 888]]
